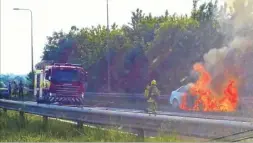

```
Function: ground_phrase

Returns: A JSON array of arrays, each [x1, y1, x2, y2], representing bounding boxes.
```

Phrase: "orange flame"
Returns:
[[180, 63, 239, 112]]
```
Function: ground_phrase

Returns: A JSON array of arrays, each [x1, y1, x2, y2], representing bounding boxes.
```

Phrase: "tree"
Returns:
[[26, 71, 34, 89], [39, 1, 227, 94]]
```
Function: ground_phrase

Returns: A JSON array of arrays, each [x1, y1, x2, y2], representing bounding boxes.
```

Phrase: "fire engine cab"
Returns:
[[34, 61, 88, 104]]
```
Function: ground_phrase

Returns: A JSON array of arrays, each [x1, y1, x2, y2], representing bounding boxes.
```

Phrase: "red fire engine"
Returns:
[[34, 61, 88, 104]]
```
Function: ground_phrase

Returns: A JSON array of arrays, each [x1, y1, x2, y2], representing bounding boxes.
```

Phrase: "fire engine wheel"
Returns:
[[43, 98, 51, 104], [172, 99, 179, 110], [36, 97, 50, 104], [36, 96, 49, 104]]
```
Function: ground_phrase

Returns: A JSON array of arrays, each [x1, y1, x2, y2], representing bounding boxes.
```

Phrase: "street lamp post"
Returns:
[[13, 8, 34, 91], [106, 0, 111, 92], [13, 8, 34, 74]]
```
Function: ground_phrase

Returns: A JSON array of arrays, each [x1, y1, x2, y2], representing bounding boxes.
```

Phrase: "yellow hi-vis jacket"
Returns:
[[145, 84, 160, 102]]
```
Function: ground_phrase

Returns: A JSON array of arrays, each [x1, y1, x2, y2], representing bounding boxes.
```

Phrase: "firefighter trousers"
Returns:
[[147, 99, 157, 114]]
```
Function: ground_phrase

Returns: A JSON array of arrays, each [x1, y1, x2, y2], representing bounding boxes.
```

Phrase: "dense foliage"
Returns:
[[37, 0, 246, 94], [0, 74, 28, 86]]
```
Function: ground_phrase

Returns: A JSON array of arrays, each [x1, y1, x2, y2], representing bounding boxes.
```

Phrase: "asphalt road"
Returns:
[[6, 94, 253, 120]]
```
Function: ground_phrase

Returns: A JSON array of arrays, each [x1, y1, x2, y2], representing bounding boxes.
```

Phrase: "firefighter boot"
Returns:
[[148, 99, 157, 115], [147, 103, 153, 116]]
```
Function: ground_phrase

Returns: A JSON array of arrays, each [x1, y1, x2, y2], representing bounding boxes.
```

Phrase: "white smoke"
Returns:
[[197, 0, 253, 96]]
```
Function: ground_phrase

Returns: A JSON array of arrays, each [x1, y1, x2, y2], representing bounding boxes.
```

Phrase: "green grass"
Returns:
[[0, 110, 180, 142]]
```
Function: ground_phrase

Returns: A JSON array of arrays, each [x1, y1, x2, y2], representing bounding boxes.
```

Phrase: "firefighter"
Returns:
[[18, 80, 24, 100], [145, 80, 160, 114]]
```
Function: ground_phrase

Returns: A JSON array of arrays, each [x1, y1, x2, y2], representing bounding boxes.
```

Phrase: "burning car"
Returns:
[[170, 63, 241, 112], [169, 83, 198, 110]]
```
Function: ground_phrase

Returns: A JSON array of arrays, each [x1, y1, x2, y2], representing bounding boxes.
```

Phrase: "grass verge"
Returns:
[[0, 110, 180, 142]]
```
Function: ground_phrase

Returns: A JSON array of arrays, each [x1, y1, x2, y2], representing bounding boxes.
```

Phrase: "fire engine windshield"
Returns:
[[51, 69, 80, 83]]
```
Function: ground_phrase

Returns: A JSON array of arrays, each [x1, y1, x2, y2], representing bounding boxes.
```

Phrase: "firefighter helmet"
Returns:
[[151, 80, 157, 85]]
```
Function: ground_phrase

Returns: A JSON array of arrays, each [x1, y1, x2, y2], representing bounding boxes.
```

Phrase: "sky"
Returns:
[[1, 0, 194, 75]]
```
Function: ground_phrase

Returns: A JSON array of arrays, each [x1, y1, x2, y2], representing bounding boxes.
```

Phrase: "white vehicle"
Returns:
[[169, 83, 244, 111], [169, 84, 197, 110]]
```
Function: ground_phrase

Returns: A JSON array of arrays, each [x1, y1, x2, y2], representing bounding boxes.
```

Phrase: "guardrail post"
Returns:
[[77, 121, 83, 128], [19, 111, 25, 128], [135, 128, 144, 141]]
